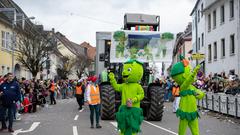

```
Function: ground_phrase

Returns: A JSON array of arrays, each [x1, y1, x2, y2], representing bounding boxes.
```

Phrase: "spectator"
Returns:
[[85, 76, 102, 128], [75, 81, 85, 110], [48, 80, 56, 105], [0, 73, 21, 132], [172, 82, 180, 113]]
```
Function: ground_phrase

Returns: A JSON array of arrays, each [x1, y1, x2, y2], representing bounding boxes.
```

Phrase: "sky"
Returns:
[[14, 0, 196, 46]]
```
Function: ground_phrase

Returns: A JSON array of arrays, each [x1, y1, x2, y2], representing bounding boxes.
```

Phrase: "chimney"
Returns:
[[52, 28, 55, 33]]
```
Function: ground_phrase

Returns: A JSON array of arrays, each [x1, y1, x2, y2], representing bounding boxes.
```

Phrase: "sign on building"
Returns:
[[192, 53, 205, 60]]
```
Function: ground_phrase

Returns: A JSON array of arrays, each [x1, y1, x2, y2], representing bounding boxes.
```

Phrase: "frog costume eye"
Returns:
[[128, 68, 132, 72]]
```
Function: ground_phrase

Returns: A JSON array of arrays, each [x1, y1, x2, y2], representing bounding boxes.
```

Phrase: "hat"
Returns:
[[87, 76, 97, 83], [170, 62, 184, 77], [170, 55, 189, 77]]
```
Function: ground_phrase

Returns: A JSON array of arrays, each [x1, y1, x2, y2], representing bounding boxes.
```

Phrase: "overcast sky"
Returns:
[[14, 0, 196, 46]]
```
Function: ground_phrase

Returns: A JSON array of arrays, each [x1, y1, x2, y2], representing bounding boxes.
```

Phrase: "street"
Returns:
[[0, 98, 238, 135]]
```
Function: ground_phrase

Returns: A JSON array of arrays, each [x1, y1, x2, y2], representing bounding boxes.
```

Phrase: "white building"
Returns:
[[191, 0, 207, 72], [191, 0, 240, 76]]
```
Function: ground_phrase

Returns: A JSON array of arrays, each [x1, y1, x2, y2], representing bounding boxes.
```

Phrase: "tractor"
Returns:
[[96, 13, 175, 121]]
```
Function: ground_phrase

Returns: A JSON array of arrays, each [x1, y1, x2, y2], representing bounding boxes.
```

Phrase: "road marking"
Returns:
[[79, 108, 84, 112], [73, 126, 78, 135], [74, 115, 79, 120], [110, 122, 120, 132], [144, 120, 178, 135], [110, 122, 118, 128], [12, 122, 40, 135]]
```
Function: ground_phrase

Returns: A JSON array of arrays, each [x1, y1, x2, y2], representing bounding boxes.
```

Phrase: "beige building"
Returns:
[[172, 23, 192, 64], [0, 11, 32, 79], [55, 32, 87, 79]]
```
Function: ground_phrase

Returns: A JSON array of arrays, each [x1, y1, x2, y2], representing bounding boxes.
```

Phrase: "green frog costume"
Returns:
[[170, 57, 205, 135], [108, 59, 144, 135]]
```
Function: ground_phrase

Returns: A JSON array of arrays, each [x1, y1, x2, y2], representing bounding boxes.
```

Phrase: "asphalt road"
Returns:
[[1, 98, 239, 135]]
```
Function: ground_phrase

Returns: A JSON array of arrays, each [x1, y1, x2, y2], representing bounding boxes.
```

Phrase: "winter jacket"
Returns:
[[0, 81, 21, 106]]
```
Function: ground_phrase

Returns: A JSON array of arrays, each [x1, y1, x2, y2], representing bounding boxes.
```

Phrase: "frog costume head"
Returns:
[[122, 59, 143, 83], [170, 56, 191, 85]]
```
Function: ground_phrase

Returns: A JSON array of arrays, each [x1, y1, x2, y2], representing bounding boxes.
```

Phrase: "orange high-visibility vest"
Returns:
[[76, 85, 83, 95], [89, 85, 100, 105], [172, 87, 180, 96], [50, 83, 55, 92]]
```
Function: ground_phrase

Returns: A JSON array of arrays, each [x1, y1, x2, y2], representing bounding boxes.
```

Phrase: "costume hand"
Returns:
[[126, 98, 132, 108], [132, 97, 138, 103], [108, 72, 115, 81], [194, 92, 200, 96], [85, 101, 89, 106]]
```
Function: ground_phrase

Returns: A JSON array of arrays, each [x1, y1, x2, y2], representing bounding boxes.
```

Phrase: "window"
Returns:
[[230, 34, 235, 55], [84, 48, 88, 55], [208, 14, 211, 31], [213, 10, 216, 28], [214, 42, 217, 60], [220, 5, 225, 24], [1, 66, 5, 75], [230, 0, 234, 19], [201, 3, 203, 17], [201, 33, 204, 47], [208, 44, 212, 62], [221, 38, 225, 57], [7, 67, 10, 73], [193, 19, 195, 30], [198, 37, 200, 50], [198, 10, 200, 22], [1, 31, 11, 50], [1, 31, 5, 48], [6, 32, 11, 50]]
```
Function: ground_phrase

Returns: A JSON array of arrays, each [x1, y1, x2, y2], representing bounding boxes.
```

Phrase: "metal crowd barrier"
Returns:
[[197, 92, 240, 118]]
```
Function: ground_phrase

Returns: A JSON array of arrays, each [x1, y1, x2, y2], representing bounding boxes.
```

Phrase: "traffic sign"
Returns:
[[192, 53, 205, 60]]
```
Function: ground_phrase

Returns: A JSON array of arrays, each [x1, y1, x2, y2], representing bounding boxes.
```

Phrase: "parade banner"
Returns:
[[110, 30, 175, 63]]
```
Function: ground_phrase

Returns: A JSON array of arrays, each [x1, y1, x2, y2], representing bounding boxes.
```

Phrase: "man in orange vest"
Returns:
[[49, 80, 56, 105], [172, 82, 180, 113], [85, 76, 102, 129], [75, 81, 85, 111]]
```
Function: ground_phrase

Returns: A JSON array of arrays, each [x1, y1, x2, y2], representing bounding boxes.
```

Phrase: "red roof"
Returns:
[[80, 42, 96, 61]]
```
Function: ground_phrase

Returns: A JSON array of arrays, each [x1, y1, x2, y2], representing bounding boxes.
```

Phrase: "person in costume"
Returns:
[[170, 56, 205, 135], [108, 59, 144, 135]]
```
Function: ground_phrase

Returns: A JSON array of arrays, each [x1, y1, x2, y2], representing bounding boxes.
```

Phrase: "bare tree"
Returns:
[[75, 56, 92, 79], [56, 56, 75, 79], [15, 26, 55, 78]]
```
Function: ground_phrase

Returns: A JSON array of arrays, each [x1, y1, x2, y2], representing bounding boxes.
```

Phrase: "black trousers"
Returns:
[[89, 104, 100, 126], [76, 94, 83, 109], [0, 103, 14, 129], [50, 91, 56, 105]]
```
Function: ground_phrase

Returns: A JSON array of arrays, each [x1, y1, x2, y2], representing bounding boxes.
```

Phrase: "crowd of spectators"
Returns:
[[194, 72, 240, 95]]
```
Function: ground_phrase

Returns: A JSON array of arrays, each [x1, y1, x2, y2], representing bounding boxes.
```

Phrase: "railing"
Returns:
[[198, 92, 240, 118]]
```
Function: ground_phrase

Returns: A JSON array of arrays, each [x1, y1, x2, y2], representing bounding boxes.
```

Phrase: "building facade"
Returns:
[[0, 14, 14, 76], [80, 42, 96, 75], [55, 32, 87, 79], [172, 23, 192, 65], [191, 0, 207, 71], [0, 1, 33, 79], [204, 0, 240, 76], [191, 0, 240, 76]]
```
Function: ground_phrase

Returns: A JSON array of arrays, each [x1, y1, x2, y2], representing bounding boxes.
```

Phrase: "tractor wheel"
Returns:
[[100, 84, 115, 120], [147, 86, 164, 121]]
